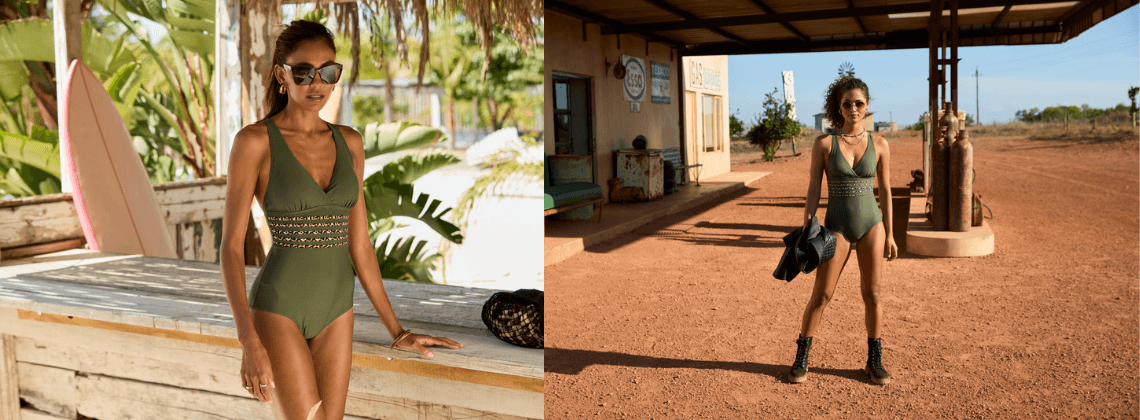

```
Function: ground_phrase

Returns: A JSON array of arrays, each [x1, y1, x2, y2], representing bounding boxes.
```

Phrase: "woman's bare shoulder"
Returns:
[[231, 123, 270, 156]]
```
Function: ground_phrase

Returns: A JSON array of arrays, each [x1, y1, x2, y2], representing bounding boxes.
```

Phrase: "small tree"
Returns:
[[729, 109, 745, 140], [1128, 86, 1139, 126], [747, 89, 800, 161]]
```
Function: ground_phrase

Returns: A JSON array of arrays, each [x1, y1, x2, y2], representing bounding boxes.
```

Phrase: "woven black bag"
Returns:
[[481, 289, 544, 349]]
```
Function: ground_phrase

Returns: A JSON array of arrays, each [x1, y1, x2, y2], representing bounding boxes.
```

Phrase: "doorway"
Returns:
[[552, 73, 595, 181]]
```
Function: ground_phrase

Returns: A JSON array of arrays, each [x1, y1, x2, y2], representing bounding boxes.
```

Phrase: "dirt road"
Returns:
[[545, 134, 1139, 419]]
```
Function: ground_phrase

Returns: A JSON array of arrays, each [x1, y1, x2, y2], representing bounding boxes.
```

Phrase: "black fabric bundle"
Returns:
[[481, 289, 544, 348], [773, 215, 837, 282]]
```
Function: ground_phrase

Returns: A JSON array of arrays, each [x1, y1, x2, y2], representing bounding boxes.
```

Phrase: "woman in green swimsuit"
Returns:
[[788, 75, 898, 385], [220, 21, 461, 419]]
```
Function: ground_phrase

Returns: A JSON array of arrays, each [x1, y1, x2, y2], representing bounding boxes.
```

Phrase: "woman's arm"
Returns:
[[219, 125, 276, 403], [220, 125, 268, 347], [340, 125, 462, 357], [875, 135, 898, 260], [803, 135, 829, 226]]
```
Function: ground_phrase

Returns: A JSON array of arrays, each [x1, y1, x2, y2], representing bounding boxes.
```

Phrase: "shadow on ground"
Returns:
[[544, 347, 874, 384]]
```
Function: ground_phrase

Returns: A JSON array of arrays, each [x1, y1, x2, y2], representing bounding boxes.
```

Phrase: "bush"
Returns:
[[747, 89, 801, 161]]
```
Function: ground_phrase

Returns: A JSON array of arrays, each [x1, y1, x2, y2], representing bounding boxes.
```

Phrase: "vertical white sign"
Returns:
[[782, 70, 797, 121]]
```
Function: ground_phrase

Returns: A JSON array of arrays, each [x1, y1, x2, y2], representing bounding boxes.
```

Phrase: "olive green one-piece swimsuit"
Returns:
[[824, 132, 882, 243], [249, 118, 359, 339]]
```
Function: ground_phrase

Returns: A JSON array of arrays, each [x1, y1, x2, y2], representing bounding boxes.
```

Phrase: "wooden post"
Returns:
[[0, 334, 18, 419], [241, 0, 281, 126], [951, 0, 959, 118], [926, 0, 941, 195], [53, 0, 82, 194], [215, 0, 243, 176]]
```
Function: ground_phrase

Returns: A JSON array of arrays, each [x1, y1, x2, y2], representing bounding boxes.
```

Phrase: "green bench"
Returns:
[[544, 155, 603, 222]]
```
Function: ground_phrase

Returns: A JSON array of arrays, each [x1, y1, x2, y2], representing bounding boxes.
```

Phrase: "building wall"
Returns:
[[682, 56, 731, 180], [545, 10, 681, 199]]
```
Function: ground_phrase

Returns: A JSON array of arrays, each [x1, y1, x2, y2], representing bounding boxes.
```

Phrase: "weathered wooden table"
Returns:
[[0, 250, 542, 420]]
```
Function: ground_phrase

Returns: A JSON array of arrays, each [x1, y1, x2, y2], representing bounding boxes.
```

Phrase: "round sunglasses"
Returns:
[[281, 63, 343, 85], [842, 100, 867, 111]]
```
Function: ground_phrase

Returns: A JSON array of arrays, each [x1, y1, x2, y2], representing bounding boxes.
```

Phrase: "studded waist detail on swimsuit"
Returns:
[[828, 178, 874, 197], [266, 215, 350, 248]]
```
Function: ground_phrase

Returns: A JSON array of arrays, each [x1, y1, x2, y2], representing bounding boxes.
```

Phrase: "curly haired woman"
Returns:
[[789, 75, 897, 385]]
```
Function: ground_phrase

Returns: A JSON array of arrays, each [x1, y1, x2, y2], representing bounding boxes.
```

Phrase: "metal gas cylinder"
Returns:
[[939, 102, 959, 140], [949, 129, 974, 232], [930, 129, 950, 231]]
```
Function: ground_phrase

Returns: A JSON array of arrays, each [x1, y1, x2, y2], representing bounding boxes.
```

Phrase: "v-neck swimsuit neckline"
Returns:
[[269, 119, 340, 195]]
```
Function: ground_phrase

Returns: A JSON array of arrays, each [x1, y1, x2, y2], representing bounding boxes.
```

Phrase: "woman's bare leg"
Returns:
[[252, 309, 325, 420], [855, 222, 886, 338], [799, 230, 853, 338], [307, 310, 354, 420]]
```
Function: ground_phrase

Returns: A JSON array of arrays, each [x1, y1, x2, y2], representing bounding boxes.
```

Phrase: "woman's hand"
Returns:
[[885, 236, 899, 261], [395, 333, 464, 358], [240, 341, 276, 403]]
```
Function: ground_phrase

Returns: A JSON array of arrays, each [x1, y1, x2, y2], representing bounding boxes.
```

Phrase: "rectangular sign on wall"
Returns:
[[651, 62, 671, 104]]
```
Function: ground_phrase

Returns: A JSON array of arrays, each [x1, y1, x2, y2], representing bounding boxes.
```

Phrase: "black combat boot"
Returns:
[[866, 337, 891, 385], [789, 336, 812, 383]]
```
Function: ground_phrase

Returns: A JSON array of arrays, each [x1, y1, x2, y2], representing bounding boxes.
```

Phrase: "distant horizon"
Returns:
[[728, 6, 1139, 127]]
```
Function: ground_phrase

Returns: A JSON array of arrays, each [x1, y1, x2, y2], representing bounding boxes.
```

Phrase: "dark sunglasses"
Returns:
[[282, 63, 343, 85], [842, 100, 867, 110]]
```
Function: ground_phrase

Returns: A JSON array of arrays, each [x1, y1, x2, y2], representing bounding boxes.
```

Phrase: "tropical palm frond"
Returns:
[[363, 178, 463, 246], [451, 158, 541, 232], [374, 235, 442, 283]]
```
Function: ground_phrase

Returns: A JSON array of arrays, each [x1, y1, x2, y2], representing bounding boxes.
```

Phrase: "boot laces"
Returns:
[[794, 340, 810, 368]]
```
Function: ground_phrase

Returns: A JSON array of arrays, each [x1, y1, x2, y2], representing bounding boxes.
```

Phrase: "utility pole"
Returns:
[[973, 66, 980, 126]]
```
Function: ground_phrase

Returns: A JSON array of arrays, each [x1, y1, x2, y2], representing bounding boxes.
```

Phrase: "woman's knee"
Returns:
[[861, 288, 880, 306], [809, 291, 834, 308]]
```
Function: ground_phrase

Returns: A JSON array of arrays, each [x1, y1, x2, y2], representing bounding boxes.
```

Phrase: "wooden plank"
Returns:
[[0, 239, 84, 261], [2, 309, 538, 419], [179, 223, 194, 260], [0, 334, 19, 420], [0, 199, 82, 249], [15, 362, 76, 419], [20, 408, 71, 420]]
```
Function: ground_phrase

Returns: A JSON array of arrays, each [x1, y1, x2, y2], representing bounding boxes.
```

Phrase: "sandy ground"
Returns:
[[544, 134, 1139, 419]]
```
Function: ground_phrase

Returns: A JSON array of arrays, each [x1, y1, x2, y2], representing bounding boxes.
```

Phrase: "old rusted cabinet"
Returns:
[[615, 149, 664, 201]]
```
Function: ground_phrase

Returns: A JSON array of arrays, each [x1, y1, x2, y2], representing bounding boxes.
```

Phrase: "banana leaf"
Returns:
[[362, 122, 447, 159], [0, 19, 54, 63], [0, 60, 25, 102], [371, 151, 460, 186], [0, 129, 60, 176]]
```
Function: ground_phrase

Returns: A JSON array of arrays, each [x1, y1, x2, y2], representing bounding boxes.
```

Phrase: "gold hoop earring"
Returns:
[[279, 85, 286, 94]]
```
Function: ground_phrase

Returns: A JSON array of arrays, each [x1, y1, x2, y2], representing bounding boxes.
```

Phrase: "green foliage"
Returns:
[[1129, 87, 1139, 114], [361, 121, 447, 159], [1015, 104, 1130, 123], [360, 146, 464, 283], [375, 236, 442, 283], [729, 109, 745, 140], [747, 89, 801, 161]]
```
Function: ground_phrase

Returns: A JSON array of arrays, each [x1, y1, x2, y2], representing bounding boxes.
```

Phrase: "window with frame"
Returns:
[[702, 94, 722, 152]]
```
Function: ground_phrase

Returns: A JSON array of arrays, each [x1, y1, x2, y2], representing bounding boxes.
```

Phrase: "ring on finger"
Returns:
[[244, 386, 253, 390], [260, 383, 268, 388]]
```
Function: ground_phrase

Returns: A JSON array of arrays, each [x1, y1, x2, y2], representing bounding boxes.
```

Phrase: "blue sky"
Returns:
[[728, 6, 1139, 126]]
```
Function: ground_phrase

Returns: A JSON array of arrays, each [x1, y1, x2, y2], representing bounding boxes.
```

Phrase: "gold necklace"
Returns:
[[839, 131, 864, 146]]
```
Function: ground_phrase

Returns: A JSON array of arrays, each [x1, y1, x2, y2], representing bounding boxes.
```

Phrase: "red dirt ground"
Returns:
[[544, 134, 1140, 419]]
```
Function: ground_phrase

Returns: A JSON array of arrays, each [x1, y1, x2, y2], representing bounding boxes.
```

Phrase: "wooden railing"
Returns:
[[0, 177, 230, 263]]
